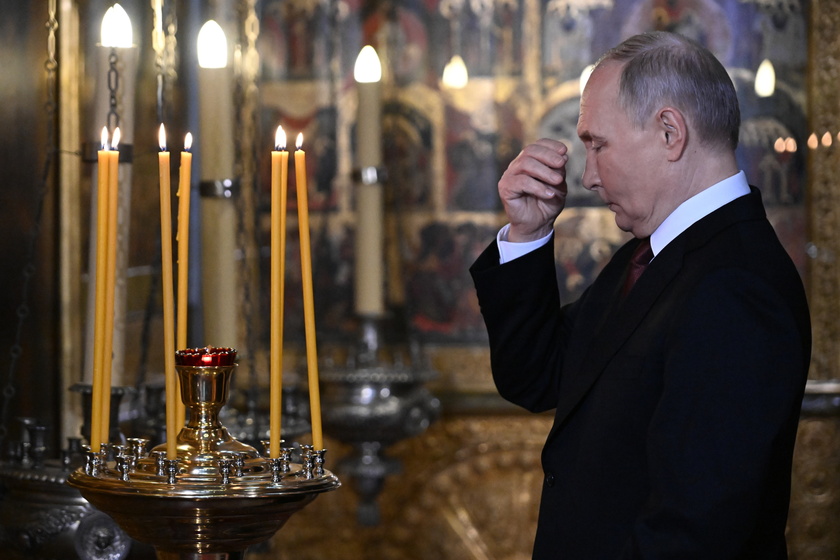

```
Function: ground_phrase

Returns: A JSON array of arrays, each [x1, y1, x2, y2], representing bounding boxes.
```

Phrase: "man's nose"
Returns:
[[581, 160, 599, 191]]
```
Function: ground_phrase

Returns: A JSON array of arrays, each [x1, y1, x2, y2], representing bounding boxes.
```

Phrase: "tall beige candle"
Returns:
[[197, 19, 238, 349], [353, 46, 385, 317], [196, 20, 234, 181]]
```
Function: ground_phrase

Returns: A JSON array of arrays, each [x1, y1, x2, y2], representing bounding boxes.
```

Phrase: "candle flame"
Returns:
[[442, 55, 468, 89], [755, 59, 775, 98], [101, 3, 133, 48], [101, 126, 109, 150], [354, 45, 382, 83], [296, 132, 304, 151], [111, 127, 121, 150], [158, 124, 167, 151], [184, 132, 193, 152], [275, 126, 286, 151], [197, 20, 228, 69]]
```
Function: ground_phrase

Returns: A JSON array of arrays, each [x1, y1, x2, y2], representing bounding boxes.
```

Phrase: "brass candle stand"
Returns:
[[321, 318, 440, 525], [68, 351, 339, 560]]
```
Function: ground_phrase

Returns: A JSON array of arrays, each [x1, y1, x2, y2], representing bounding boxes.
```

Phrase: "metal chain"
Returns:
[[163, 0, 178, 101], [107, 49, 121, 131], [134, 0, 173, 395], [0, 0, 59, 443], [152, 0, 166, 124], [135, 1, 178, 402]]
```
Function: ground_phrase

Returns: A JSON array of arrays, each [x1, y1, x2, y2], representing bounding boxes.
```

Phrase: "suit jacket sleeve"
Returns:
[[469, 236, 578, 413]]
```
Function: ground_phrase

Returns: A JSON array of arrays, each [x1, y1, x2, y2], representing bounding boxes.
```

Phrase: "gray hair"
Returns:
[[595, 31, 740, 151]]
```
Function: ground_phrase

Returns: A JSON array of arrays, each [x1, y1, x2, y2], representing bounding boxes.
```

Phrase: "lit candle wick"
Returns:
[[158, 123, 166, 152], [276, 125, 286, 151]]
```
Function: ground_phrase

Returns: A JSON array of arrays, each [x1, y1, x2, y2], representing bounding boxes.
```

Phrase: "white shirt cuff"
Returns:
[[496, 224, 553, 264]]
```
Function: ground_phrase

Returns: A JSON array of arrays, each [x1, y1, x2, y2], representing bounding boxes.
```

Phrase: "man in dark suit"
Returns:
[[470, 32, 811, 559]]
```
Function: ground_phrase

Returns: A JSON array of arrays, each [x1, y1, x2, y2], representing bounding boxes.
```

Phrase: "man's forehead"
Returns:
[[577, 67, 620, 136], [582, 63, 622, 99]]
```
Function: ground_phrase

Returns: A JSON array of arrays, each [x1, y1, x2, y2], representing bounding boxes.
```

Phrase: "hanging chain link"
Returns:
[[163, 1, 178, 99], [107, 48, 121, 132], [134, 0, 173, 395], [152, 0, 165, 123], [0, 0, 59, 443]]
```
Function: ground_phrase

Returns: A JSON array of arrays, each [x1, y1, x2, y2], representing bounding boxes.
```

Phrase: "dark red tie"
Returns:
[[622, 237, 653, 297]]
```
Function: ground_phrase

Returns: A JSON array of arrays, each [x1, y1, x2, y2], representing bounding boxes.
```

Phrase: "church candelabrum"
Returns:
[[0, 419, 108, 560], [0, 390, 146, 560], [67, 348, 339, 560], [321, 317, 440, 526]]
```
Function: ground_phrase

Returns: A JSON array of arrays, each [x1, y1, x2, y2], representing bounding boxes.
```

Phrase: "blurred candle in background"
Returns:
[[353, 46, 385, 318], [197, 19, 239, 351]]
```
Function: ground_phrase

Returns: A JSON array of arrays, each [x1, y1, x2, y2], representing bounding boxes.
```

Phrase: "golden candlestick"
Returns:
[[67, 348, 339, 560]]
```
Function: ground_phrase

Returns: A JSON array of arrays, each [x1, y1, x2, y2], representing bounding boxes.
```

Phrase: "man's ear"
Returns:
[[659, 107, 687, 161]]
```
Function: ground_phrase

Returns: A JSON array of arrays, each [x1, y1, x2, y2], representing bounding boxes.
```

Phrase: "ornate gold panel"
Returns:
[[807, 0, 840, 381], [249, 415, 552, 560], [791, 0, 840, 555], [789, 415, 840, 559]]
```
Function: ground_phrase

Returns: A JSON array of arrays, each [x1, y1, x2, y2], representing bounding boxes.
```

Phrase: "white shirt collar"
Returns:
[[650, 171, 750, 257]]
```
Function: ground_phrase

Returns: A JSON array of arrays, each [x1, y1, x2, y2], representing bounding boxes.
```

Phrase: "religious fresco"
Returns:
[[383, 100, 434, 208], [401, 220, 498, 341], [255, 0, 808, 344], [445, 98, 523, 211]]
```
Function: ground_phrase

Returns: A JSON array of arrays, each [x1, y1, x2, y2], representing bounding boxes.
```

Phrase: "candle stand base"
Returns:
[[68, 477, 328, 559], [67, 361, 339, 559]]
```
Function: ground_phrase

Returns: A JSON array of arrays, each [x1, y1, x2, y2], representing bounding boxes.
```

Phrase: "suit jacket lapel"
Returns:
[[548, 188, 767, 436], [549, 241, 680, 432]]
